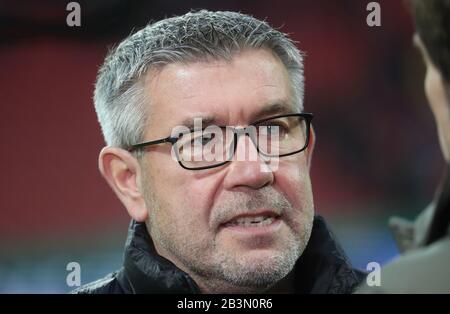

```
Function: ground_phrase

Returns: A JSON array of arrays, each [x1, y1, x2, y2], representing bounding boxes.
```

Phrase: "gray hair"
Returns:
[[93, 10, 305, 150]]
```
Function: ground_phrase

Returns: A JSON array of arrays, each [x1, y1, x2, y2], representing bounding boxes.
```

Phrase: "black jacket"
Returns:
[[72, 215, 365, 294]]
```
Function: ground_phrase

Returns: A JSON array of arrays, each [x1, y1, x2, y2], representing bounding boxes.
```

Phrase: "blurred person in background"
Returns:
[[357, 0, 450, 293], [72, 10, 365, 294]]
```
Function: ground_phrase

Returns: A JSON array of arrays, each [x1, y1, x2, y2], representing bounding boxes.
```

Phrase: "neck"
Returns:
[[191, 269, 296, 294], [265, 270, 295, 293]]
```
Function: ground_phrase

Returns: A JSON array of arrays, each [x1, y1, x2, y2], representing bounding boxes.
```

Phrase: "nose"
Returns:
[[223, 131, 275, 191]]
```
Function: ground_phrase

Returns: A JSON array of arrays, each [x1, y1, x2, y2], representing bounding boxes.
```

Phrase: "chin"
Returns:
[[219, 255, 294, 289]]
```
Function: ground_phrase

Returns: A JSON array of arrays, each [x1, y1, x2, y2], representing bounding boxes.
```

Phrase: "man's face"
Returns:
[[140, 49, 315, 292]]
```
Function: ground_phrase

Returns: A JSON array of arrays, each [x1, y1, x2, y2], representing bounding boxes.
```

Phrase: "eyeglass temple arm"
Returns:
[[128, 136, 178, 152]]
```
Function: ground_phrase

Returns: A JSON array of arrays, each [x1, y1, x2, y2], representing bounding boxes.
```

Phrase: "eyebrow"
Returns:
[[175, 101, 294, 131], [251, 102, 295, 122], [177, 115, 217, 131]]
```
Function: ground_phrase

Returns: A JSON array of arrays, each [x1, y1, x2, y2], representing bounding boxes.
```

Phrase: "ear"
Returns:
[[98, 146, 148, 222], [306, 126, 316, 169]]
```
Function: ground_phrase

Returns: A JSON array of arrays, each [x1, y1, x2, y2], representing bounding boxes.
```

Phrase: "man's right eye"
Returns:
[[192, 133, 215, 146], [259, 123, 289, 139]]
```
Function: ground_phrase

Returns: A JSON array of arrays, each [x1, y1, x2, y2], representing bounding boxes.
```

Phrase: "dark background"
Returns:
[[0, 0, 445, 292]]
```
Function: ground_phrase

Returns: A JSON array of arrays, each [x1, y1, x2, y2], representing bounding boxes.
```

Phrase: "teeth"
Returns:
[[225, 215, 275, 227]]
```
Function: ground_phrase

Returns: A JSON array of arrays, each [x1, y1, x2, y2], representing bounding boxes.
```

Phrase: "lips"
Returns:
[[220, 210, 281, 229]]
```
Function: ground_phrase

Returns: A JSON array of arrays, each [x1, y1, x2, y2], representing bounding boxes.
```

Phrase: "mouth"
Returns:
[[219, 210, 282, 235], [223, 214, 279, 227]]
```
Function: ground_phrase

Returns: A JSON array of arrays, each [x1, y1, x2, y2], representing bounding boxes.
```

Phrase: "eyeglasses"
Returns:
[[129, 113, 313, 170]]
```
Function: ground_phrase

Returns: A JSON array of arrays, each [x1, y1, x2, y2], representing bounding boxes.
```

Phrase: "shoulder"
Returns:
[[357, 236, 450, 293], [71, 269, 131, 294], [383, 236, 450, 290]]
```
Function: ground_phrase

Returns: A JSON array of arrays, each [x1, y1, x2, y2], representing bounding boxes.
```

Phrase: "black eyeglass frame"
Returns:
[[128, 112, 314, 170]]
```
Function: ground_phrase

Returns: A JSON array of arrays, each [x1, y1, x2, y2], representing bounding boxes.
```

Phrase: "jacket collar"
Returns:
[[122, 215, 361, 293], [123, 220, 200, 293]]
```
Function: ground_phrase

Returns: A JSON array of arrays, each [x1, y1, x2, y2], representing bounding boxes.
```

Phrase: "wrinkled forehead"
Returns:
[[143, 49, 296, 137]]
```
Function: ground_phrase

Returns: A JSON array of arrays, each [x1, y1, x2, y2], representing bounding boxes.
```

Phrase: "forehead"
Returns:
[[144, 49, 294, 135]]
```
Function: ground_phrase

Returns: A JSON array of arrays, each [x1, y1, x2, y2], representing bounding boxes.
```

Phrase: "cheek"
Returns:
[[149, 177, 212, 242], [274, 158, 313, 211], [425, 69, 436, 111], [425, 67, 446, 117], [147, 158, 220, 229]]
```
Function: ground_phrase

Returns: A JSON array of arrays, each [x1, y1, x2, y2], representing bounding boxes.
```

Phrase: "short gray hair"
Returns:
[[93, 10, 305, 150]]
